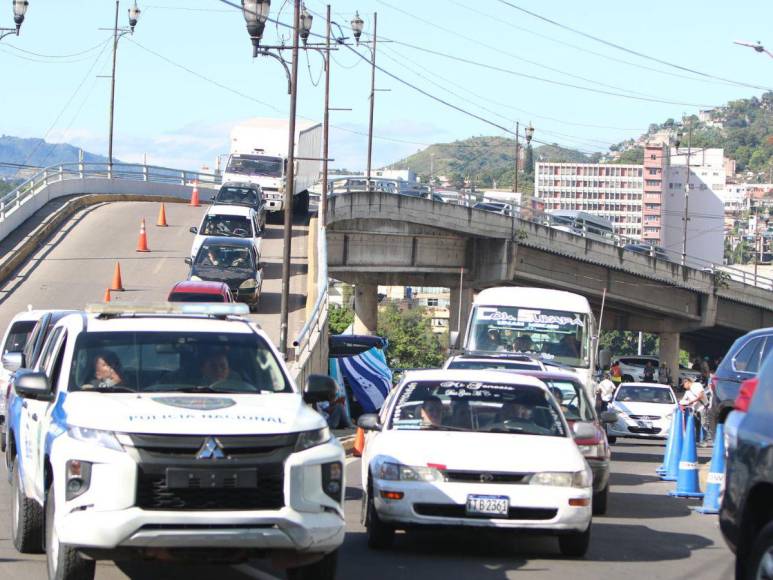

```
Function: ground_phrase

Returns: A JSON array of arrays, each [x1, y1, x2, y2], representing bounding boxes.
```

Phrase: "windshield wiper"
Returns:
[[418, 422, 476, 432]]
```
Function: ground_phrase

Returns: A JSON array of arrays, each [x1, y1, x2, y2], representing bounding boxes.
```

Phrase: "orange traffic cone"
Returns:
[[353, 427, 365, 457], [103, 288, 111, 303], [110, 261, 124, 291], [190, 179, 200, 207], [136, 218, 150, 252], [156, 203, 168, 227]]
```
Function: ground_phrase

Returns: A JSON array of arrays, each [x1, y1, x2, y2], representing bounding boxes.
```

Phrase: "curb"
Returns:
[[0, 194, 186, 290]]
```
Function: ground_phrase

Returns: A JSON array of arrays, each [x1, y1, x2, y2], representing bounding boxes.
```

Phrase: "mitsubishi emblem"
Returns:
[[480, 473, 494, 483], [196, 437, 225, 460]]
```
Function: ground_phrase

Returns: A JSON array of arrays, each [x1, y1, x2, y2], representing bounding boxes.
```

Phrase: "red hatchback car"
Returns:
[[167, 280, 234, 303]]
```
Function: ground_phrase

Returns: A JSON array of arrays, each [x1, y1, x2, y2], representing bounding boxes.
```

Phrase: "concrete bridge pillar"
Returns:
[[353, 282, 379, 335], [659, 332, 681, 389], [450, 286, 474, 343]]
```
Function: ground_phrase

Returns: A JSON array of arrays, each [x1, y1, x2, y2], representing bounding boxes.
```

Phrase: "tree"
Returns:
[[328, 305, 354, 335], [599, 331, 658, 356], [377, 302, 444, 369]]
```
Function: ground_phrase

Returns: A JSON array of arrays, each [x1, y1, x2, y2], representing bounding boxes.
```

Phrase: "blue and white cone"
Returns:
[[696, 424, 726, 514], [669, 410, 704, 499]]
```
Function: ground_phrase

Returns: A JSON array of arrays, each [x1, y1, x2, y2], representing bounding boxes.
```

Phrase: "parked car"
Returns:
[[210, 182, 266, 215], [473, 201, 513, 217], [515, 370, 615, 515], [358, 369, 594, 557], [613, 355, 700, 385], [606, 382, 677, 442], [168, 280, 234, 303], [719, 353, 773, 580], [624, 243, 671, 261], [189, 204, 265, 260], [185, 237, 263, 312], [710, 327, 773, 437]]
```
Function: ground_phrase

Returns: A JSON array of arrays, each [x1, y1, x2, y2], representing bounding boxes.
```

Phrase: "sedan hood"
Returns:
[[61, 392, 323, 435], [369, 430, 586, 473]]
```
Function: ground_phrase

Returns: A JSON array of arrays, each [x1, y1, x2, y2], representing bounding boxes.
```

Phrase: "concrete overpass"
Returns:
[[326, 191, 773, 376]]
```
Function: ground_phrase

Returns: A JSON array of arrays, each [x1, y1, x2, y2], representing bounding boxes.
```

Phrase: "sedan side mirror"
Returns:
[[14, 370, 53, 402], [572, 421, 597, 440], [189, 226, 198, 234], [184, 257, 193, 266], [600, 411, 618, 424], [357, 413, 382, 432], [304, 374, 338, 405], [2, 352, 24, 373]]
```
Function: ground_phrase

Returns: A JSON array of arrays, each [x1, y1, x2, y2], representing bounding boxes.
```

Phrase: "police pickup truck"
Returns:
[[6, 304, 345, 580]]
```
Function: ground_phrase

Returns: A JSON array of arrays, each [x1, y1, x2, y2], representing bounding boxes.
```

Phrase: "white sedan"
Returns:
[[606, 382, 677, 442], [358, 369, 594, 557]]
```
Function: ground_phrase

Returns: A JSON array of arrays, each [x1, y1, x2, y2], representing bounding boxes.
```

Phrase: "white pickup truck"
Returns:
[[6, 304, 344, 580]]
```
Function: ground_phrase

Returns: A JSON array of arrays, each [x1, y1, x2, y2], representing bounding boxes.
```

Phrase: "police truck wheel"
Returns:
[[286, 550, 338, 580], [558, 526, 591, 558], [46, 486, 95, 580], [366, 489, 395, 549], [592, 485, 609, 516], [11, 458, 44, 554]]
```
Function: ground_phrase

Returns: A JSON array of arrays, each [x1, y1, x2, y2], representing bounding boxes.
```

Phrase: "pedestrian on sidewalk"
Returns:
[[317, 392, 353, 430], [658, 362, 672, 387]]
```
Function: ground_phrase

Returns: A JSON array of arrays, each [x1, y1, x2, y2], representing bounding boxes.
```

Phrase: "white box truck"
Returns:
[[223, 118, 322, 215]]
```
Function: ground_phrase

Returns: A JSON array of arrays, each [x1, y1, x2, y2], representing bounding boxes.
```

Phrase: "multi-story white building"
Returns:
[[534, 162, 644, 238]]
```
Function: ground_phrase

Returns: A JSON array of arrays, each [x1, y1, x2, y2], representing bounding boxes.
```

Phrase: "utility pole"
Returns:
[[365, 12, 377, 191], [320, 4, 331, 226], [513, 121, 520, 195], [681, 121, 693, 266], [108, 0, 120, 174], [430, 153, 435, 195], [279, 0, 301, 355]]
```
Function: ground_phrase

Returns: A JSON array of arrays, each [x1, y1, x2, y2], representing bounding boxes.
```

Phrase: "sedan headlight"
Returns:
[[377, 462, 444, 482], [239, 279, 257, 289], [189, 275, 203, 282], [295, 427, 331, 452], [67, 426, 123, 452], [528, 469, 592, 488]]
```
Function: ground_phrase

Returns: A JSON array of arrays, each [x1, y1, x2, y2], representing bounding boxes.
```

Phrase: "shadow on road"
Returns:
[[609, 471, 663, 486], [114, 561, 255, 580], [586, 523, 713, 561], [606, 491, 694, 519], [610, 449, 668, 464]]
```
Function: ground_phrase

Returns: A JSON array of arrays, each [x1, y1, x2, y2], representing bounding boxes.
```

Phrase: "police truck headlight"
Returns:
[[295, 427, 331, 452], [67, 426, 123, 452]]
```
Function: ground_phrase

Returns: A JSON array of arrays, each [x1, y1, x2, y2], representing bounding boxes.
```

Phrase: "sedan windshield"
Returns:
[[200, 215, 252, 238], [615, 386, 675, 404], [195, 245, 253, 270], [390, 380, 566, 437], [69, 331, 290, 394]]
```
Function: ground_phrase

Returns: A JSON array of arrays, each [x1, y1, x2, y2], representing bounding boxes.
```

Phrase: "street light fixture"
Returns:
[[351, 11, 364, 44], [300, 5, 313, 43], [734, 40, 773, 59], [242, 0, 271, 56], [105, 0, 141, 174], [525, 122, 535, 144], [1, 0, 29, 41]]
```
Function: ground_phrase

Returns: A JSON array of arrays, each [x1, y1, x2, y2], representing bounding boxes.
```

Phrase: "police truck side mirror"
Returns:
[[304, 374, 338, 404], [14, 370, 54, 402]]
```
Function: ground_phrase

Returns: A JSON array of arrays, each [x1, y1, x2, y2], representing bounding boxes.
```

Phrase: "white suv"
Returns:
[[6, 304, 344, 580]]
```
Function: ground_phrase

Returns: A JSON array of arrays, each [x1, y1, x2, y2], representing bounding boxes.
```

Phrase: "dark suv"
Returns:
[[719, 353, 773, 579], [711, 328, 773, 432]]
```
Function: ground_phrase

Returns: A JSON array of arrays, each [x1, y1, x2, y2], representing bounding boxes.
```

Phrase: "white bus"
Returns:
[[547, 210, 616, 245], [460, 287, 598, 395]]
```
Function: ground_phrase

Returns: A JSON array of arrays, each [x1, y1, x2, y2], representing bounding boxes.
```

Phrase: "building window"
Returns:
[[427, 298, 439, 307]]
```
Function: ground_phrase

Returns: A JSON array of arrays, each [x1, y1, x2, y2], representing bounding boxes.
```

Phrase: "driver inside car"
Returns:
[[199, 350, 242, 387]]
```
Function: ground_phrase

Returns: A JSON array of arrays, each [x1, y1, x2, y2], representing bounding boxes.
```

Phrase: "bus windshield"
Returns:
[[467, 305, 590, 369]]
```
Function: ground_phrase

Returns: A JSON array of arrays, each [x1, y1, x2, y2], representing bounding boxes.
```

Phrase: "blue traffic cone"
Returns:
[[661, 406, 684, 481], [657, 406, 681, 475], [696, 423, 726, 514], [668, 410, 704, 498]]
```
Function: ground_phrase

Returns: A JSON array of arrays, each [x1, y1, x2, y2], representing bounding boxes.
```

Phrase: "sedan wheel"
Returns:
[[366, 487, 394, 550]]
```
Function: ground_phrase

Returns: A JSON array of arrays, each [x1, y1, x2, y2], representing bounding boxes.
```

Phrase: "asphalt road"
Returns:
[[0, 201, 309, 345], [0, 440, 735, 579]]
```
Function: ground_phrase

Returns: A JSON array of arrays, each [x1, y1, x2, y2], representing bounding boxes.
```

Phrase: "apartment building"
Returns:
[[534, 162, 644, 238]]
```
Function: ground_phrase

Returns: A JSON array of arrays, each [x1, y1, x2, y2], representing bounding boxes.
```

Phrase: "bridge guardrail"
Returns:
[[332, 189, 773, 291]]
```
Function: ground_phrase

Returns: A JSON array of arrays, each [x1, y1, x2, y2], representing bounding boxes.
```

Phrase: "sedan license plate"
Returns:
[[166, 468, 257, 489], [466, 495, 509, 517]]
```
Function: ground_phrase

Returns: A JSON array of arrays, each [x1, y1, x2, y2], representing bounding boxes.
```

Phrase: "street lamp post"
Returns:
[[512, 121, 520, 196], [0, 0, 29, 41], [350, 11, 378, 192], [674, 120, 693, 266], [106, 1, 141, 176]]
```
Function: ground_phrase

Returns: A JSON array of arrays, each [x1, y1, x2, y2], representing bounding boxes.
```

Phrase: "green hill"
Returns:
[[388, 137, 590, 190]]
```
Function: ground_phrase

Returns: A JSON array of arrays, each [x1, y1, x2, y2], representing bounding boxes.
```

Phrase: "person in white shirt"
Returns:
[[679, 377, 710, 440], [595, 372, 616, 412]]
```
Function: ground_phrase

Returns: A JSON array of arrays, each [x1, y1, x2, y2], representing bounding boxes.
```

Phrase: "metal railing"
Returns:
[[331, 190, 773, 291], [292, 217, 329, 384], [1, 161, 221, 223]]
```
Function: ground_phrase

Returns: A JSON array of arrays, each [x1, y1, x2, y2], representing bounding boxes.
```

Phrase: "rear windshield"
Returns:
[[168, 293, 226, 303], [69, 331, 290, 394], [3, 321, 35, 354], [389, 380, 566, 437]]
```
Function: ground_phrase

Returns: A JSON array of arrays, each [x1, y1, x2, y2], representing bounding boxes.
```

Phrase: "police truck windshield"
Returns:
[[468, 306, 590, 369]]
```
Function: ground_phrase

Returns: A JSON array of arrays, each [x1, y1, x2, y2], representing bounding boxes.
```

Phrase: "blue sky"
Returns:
[[1, 0, 771, 171]]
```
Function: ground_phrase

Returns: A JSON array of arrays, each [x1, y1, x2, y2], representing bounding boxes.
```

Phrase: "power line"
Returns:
[[495, 0, 773, 92], [1, 38, 112, 59]]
